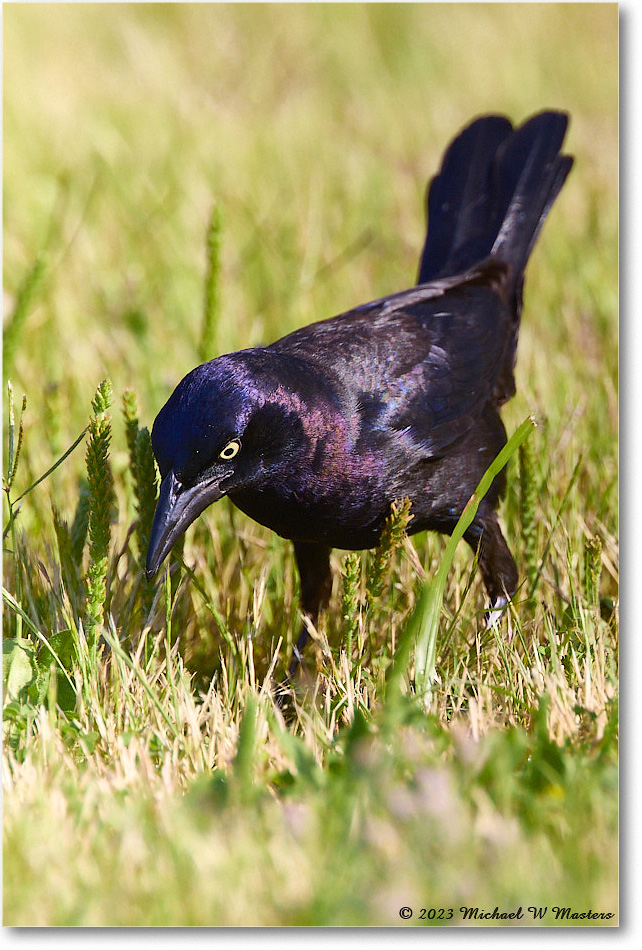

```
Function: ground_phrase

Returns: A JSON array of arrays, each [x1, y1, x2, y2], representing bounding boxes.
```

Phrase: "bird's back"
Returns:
[[270, 259, 512, 461]]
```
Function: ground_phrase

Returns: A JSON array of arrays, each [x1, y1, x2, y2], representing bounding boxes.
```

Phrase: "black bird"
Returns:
[[146, 110, 573, 673]]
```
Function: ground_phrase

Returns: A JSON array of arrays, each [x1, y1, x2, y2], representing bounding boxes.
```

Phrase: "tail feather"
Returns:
[[417, 115, 513, 282], [489, 112, 573, 279], [417, 110, 573, 287]]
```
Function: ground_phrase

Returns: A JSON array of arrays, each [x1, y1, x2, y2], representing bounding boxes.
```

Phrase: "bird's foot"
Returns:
[[484, 594, 510, 629]]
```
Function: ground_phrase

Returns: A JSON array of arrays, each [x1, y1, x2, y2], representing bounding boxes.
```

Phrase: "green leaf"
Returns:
[[2, 588, 77, 693], [3, 639, 36, 700]]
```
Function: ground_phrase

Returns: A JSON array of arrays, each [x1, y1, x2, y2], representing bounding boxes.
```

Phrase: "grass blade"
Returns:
[[411, 416, 537, 707], [12, 427, 88, 505]]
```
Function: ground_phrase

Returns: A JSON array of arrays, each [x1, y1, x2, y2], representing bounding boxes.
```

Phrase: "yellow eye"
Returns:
[[219, 439, 241, 460]]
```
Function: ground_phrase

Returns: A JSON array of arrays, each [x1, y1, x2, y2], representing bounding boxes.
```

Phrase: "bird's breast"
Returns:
[[229, 426, 391, 548]]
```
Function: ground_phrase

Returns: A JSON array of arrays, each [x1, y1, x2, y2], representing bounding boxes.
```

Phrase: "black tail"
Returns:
[[417, 111, 573, 288]]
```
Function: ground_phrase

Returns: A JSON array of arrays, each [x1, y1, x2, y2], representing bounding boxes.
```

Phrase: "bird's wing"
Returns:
[[274, 262, 513, 459], [380, 283, 509, 457]]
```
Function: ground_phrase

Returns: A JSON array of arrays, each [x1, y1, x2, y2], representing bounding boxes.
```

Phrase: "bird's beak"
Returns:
[[145, 470, 226, 578]]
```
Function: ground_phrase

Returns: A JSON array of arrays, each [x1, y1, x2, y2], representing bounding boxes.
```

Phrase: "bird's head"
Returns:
[[145, 350, 321, 578]]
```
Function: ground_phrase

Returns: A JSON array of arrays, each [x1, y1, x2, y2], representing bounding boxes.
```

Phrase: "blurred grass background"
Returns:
[[3, 2, 618, 927], [4, 3, 617, 478]]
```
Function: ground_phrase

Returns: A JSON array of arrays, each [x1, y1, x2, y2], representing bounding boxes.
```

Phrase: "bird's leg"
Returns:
[[463, 512, 518, 624], [288, 541, 333, 677]]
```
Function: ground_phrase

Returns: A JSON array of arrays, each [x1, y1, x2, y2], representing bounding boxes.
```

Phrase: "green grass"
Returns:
[[3, 3, 618, 927]]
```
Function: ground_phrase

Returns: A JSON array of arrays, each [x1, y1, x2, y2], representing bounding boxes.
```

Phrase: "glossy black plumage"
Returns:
[[146, 110, 573, 672]]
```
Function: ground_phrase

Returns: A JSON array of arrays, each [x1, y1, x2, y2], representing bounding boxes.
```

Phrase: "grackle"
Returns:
[[146, 110, 573, 674]]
